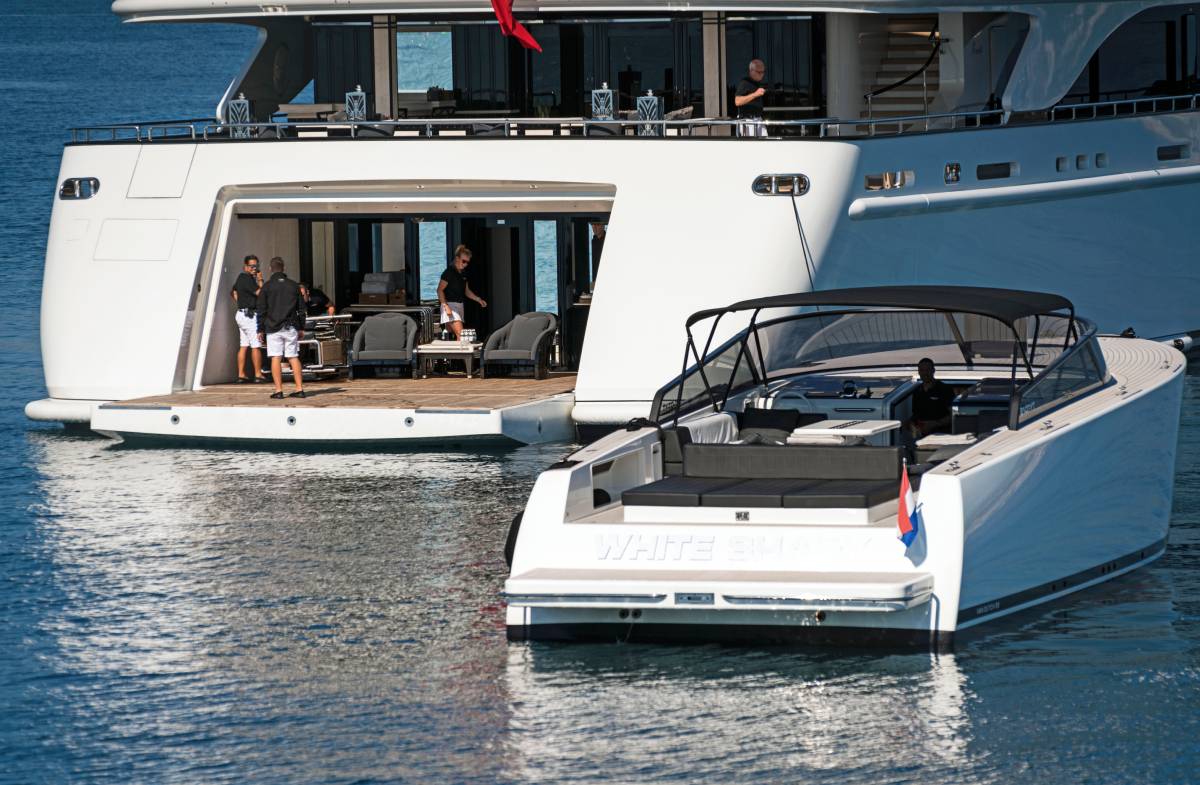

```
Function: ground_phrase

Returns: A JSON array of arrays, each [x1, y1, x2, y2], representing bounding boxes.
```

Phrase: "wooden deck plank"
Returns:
[[115, 374, 577, 411]]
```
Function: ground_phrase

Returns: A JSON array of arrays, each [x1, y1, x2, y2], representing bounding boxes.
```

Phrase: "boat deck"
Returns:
[[91, 374, 579, 447], [112, 374, 577, 411]]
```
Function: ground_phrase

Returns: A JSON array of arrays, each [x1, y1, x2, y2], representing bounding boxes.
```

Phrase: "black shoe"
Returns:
[[235, 377, 250, 384], [253, 376, 266, 384], [288, 390, 306, 399], [270, 391, 285, 399]]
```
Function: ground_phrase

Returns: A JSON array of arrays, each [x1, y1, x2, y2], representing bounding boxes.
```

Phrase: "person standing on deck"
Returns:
[[256, 257, 307, 399], [438, 244, 487, 340], [230, 254, 265, 383], [734, 59, 767, 138]]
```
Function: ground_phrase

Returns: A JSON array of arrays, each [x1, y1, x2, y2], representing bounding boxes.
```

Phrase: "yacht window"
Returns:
[[313, 23, 376, 105], [418, 221, 449, 301], [976, 162, 1016, 180], [724, 16, 823, 121], [1158, 143, 1189, 161], [397, 28, 453, 93], [1062, 7, 1199, 104], [534, 220, 558, 313]]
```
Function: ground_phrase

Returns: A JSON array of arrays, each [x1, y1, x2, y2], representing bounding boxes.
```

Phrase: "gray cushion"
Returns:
[[506, 314, 552, 349], [357, 349, 411, 361], [738, 428, 791, 445], [363, 271, 400, 285], [622, 476, 740, 507], [683, 444, 901, 482], [782, 480, 896, 509], [486, 349, 533, 361], [361, 280, 393, 294], [701, 479, 818, 508]]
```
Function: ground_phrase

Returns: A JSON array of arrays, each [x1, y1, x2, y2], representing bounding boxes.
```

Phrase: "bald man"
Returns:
[[735, 59, 767, 137]]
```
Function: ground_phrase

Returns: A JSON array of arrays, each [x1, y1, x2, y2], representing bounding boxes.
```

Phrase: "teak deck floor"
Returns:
[[115, 374, 577, 412]]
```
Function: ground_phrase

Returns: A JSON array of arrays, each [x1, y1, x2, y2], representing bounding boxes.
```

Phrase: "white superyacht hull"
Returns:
[[504, 337, 1184, 647], [32, 112, 1200, 427]]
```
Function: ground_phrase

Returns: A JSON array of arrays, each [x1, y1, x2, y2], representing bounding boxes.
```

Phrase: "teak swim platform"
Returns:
[[91, 375, 578, 447]]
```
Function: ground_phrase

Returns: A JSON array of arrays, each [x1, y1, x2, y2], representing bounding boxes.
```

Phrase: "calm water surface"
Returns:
[[1, 4, 1198, 783]]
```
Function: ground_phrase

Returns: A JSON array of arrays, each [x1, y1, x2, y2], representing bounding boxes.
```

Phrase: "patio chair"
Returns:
[[349, 312, 418, 379], [481, 312, 558, 379]]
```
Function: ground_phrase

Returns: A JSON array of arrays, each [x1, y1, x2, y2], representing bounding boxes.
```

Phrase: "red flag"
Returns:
[[490, 0, 542, 52]]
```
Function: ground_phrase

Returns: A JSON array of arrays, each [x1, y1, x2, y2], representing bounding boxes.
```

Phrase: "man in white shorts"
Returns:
[[255, 257, 307, 399], [437, 244, 487, 339], [230, 254, 265, 383]]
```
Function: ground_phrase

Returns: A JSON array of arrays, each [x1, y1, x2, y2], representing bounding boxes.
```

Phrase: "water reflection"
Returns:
[[504, 645, 976, 783]]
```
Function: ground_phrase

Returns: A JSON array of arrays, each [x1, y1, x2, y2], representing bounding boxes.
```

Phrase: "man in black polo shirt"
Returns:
[[909, 358, 954, 438], [437, 244, 487, 340], [229, 254, 265, 383], [734, 59, 767, 137]]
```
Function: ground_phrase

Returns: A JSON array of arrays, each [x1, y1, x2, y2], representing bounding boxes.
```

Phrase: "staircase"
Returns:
[[862, 16, 940, 123]]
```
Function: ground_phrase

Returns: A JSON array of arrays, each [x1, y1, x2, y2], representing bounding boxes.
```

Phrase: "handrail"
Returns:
[[1049, 92, 1200, 121], [864, 26, 941, 122], [65, 87, 1200, 145]]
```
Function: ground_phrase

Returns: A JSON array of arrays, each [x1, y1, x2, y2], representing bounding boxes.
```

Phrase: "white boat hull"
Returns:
[[34, 112, 1200, 427], [504, 338, 1184, 647]]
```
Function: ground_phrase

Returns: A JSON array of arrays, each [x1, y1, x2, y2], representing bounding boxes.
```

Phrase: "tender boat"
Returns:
[[504, 286, 1185, 647]]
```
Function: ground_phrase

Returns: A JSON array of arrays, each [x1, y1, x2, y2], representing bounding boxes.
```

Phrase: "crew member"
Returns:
[[256, 257, 307, 399], [301, 283, 336, 316], [734, 59, 767, 138], [909, 357, 954, 438], [230, 254, 265, 383], [438, 244, 487, 340]]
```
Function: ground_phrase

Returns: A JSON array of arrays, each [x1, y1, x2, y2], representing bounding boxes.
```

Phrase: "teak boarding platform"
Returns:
[[90, 375, 578, 448]]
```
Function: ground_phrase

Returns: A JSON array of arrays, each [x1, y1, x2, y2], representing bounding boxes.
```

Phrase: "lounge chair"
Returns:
[[349, 312, 418, 378], [480, 312, 558, 379]]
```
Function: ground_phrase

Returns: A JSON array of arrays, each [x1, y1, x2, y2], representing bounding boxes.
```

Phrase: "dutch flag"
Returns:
[[897, 463, 921, 548]]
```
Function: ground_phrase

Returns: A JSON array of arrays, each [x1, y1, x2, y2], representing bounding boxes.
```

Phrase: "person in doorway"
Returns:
[[590, 223, 606, 282], [256, 257, 307, 399], [300, 283, 336, 316], [734, 59, 767, 138], [438, 244, 487, 340], [908, 357, 954, 438], [230, 254, 265, 383]]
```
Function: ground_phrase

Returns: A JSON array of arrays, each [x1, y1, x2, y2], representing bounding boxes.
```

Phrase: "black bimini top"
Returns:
[[686, 285, 1075, 329]]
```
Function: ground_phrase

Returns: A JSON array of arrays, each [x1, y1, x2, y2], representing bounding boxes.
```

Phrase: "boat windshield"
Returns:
[[651, 305, 1096, 425]]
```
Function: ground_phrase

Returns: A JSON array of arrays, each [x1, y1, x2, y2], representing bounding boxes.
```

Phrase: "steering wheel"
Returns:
[[773, 390, 818, 414]]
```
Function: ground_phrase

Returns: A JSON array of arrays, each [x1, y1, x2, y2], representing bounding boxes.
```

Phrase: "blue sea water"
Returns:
[[1, 3, 1198, 783]]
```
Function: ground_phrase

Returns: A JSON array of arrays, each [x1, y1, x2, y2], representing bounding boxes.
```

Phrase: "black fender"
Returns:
[[504, 510, 524, 568]]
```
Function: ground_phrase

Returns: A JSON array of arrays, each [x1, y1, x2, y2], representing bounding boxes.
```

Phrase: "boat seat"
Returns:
[[683, 443, 901, 482], [700, 479, 819, 508], [622, 476, 740, 507], [782, 479, 897, 509]]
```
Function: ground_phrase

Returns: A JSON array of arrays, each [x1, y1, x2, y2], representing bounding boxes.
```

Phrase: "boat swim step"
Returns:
[[505, 568, 933, 612]]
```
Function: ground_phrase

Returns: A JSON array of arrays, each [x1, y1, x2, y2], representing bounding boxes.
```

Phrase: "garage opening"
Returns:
[[196, 195, 610, 388]]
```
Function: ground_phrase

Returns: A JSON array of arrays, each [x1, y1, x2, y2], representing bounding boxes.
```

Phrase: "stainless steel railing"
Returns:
[[66, 89, 1200, 145]]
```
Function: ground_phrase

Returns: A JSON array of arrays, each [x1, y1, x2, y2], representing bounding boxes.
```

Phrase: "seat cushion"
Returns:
[[507, 314, 552, 349], [362, 313, 412, 351], [357, 350, 411, 361], [683, 444, 901, 482], [701, 479, 819, 508], [737, 428, 791, 445], [486, 349, 533, 361], [782, 480, 897, 509], [622, 476, 740, 507]]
